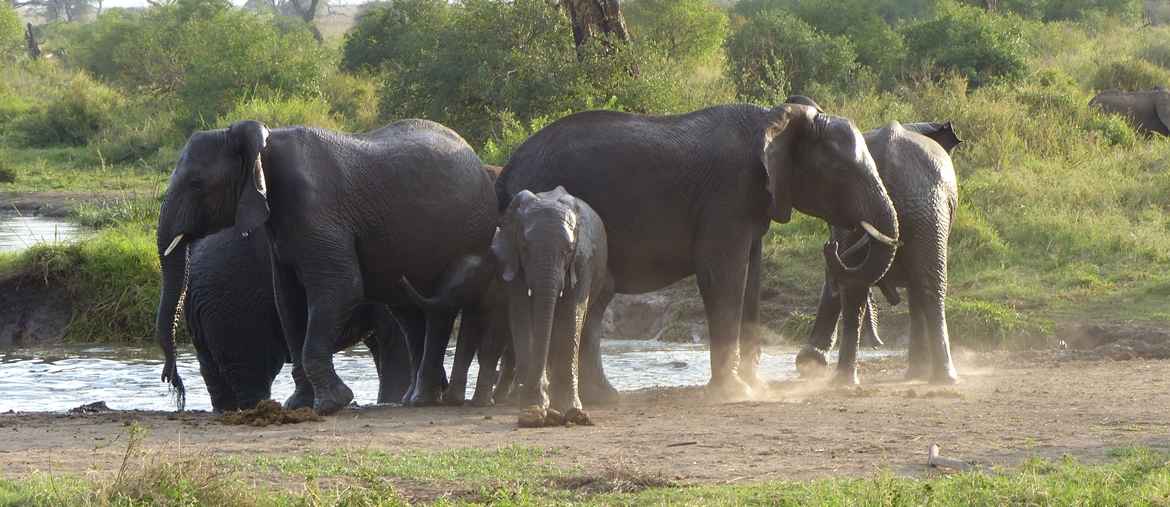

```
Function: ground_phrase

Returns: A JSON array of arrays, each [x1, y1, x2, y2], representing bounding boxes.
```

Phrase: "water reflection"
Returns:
[[0, 342, 901, 413], [0, 216, 86, 252]]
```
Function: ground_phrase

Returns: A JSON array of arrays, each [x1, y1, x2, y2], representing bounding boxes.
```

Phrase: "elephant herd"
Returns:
[[154, 96, 972, 426]]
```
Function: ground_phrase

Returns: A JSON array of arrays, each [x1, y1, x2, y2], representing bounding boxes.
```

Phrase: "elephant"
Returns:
[[156, 119, 498, 415], [176, 227, 412, 412], [495, 103, 900, 402], [788, 97, 961, 385], [492, 187, 609, 427], [400, 253, 513, 407], [1089, 86, 1170, 136]]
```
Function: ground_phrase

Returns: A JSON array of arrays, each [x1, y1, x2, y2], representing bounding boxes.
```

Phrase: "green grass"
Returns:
[[2, 441, 1169, 506]]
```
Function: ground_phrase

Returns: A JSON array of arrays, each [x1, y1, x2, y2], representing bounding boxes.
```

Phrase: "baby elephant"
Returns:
[[493, 186, 609, 428]]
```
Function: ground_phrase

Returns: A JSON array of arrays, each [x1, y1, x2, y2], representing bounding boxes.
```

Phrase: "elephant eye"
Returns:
[[190, 179, 205, 193]]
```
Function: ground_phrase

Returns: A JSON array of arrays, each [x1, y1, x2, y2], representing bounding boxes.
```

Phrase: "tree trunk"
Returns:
[[981, 0, 997, 12], [288, 0, 324, 43], [24, 24, 40, 61], [561, 0, 629, 47]]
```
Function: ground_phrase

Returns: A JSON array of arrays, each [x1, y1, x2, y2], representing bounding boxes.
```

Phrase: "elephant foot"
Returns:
[[795, 346, 830, 378], [284, 387, 315, 410], [738, 366, 767, 391], [564, 407, 594, 426], [705, 375, 752, 403], [313, 382, 354, 416], [469, 396, 494, 408], [580, 380, 621, 406], [930, 366, 959, 385], [518, 405, 546, 428], [829, 369, 860, 386], [409, 386, 444, 407], [905, 364, 932, 381], [441, 389, 467, 407]]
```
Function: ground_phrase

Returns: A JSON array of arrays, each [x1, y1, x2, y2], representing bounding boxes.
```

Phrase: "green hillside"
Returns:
[[0, 0, 1167, 346]]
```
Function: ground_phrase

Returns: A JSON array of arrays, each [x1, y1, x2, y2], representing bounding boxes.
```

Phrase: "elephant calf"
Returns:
[[1089, 86, 1170, 137], [493, 187, 610, 428]]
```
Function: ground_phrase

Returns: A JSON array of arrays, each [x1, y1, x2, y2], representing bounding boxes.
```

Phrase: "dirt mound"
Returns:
[[216, 400, 324, 427], [1003, 323, 1170, 363]]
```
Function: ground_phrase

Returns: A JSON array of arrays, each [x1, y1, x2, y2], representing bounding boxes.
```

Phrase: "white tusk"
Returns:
[[163, 234, 185, 256], [860, 221, 902, 247], [840, 233, 871, 259], [528, 288, 532, 297]]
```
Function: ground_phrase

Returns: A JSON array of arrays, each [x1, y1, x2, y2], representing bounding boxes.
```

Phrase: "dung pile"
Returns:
[[216, 399, 324, 427]]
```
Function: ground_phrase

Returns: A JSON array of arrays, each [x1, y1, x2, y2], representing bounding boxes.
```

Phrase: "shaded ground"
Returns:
[[0, 190, 125, 218], [2, 350, 1168, 498]]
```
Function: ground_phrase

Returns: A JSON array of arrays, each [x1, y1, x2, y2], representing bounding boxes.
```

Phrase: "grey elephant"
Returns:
[[788, 98, 960, 385], [176, 227, 412, 412], [493, 187, 608, 427], [400, 253, 513, 407], [496, 103, 900, 402], [1089, 86, 1170, 136], [156, 119, 498, 415]]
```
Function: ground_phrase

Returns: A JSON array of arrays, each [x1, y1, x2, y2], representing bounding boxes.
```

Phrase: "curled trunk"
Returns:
[[825, 206, 899, 289]]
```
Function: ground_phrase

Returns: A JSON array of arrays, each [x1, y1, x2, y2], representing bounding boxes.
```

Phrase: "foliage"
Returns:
[[0, 2, 22, 61], [340, 0, 451, 74], [1090, 58, 1170, 91], [624, 0, 729, 63], [724, 8, 858, 101], [976, 0, 1142, 21], [17, 73, 121, 147], [65, 0, 330, 129], [213, 95, 342, 131], [902, 1, 1030, 89]]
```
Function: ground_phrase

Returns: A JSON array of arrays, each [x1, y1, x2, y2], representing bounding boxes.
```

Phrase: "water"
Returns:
[[0, 215, 87, 252], [0, 342, 901, 413]]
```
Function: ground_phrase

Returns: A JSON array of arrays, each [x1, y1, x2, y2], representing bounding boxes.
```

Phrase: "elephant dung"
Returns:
[[216, 399, 324, 427]]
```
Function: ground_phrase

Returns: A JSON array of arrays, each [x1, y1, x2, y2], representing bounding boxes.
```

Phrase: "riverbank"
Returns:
[[1, 351, 1167, 504]]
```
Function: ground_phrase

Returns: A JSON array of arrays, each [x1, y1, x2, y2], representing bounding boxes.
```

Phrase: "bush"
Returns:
[[0, 2, 22, 61], [724, 9, 858, 101], [902, 1, 1030, 89], [624, 0, 729, 63], [213, 96, 342, 131], [0, 149, 16, 183], [20, 74, 121, 147], [1090, 58, 1170, 91]]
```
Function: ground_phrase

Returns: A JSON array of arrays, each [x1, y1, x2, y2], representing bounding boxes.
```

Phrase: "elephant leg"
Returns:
[[905, 290, 931, 381], [390, 306, 427, 404], [470, 318, 509, 407], [196, 355, 239, 412], [220, 362, 276, 411], [695, 236, 753, 401], [493, 344, 517, 405], [738, 238, 765, 391], [299, 266, 364, 415], [915, 285, 957, 384], [859, 291, 884, 349], [796, 278, 840, 378], [366, 309, 413, 404], [578, 275, 619, 406], [408, 307, 458, 406], [272, 263, 313, 410], [443, 307, 481, 406], [548, 295, 587, 413], [831, 288, 867, 386]]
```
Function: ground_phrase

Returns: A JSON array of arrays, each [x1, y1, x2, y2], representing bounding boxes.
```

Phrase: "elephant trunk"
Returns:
[[825, 201, 899, 289], [399, 276, 446, 311], [520, 261, 565, 406], [155, 224, 189, 411]]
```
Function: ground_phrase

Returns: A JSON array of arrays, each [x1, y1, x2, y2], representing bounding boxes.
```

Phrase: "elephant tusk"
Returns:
[[163, 234, 185, 256], [840, 233, 871, 259], [860, 221, 902, 247], [528, 288, 532, 297]]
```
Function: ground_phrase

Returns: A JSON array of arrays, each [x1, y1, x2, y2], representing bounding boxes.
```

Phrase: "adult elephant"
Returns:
[[156, 119, 498, 415], [792, 102, 961, 385], [1089, 86, 1170, 136], [171, 227, 412, 412], [495, 103, 900, 402]]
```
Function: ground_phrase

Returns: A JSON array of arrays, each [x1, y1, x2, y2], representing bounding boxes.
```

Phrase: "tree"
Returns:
[[556, 0, 629, 47], [725, 9, 858, 102], [623, 0, 728, 63]]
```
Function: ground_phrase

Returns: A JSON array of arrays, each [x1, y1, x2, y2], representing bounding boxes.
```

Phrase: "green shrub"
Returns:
[[0, 2, 22, 60], [340, 0, 451, 74], [0, 149, 15, 183], [624, 0, 729, 63], [902, 1, 1030, 89], [214, 96, 342, 131], [946, 297, 1052, 349], [319, 70, 382, 132], [20, 74, 121, 147], [725, 9, 858, 101], [1090, 58, 1170, 91]]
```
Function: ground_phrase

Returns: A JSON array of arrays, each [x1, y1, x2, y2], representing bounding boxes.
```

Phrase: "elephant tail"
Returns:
[[399, 276, 446, 311]]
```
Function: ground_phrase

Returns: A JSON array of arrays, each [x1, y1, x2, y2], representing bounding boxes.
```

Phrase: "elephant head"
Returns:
[[155, 120, 271, 408], [761, 103, 900, 289]]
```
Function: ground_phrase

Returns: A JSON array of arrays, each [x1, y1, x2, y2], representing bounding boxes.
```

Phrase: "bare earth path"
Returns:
[[2, 351, 1168, 487]]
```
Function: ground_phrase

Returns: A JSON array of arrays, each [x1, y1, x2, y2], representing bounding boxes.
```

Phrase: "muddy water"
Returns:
[[0, 215, 86, 252], [0, 342, 901, 413]]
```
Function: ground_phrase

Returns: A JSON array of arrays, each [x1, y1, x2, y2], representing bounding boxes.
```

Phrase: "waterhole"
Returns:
[[0, 215, 87, 253], [0, 342, 900, 412]]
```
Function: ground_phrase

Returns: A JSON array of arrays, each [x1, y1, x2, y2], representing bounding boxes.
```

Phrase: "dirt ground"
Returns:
[[2, 349, 1168, 490]]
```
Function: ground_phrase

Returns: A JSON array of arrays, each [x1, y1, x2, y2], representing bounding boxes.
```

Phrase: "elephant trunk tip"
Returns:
[[161, 358, 186, 411], [400, 276, 441, 310]]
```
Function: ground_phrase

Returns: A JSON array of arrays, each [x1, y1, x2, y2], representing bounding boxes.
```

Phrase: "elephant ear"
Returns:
[[231, 120, 271, 235], [554, 187, 581, 291], [760, 104, 817, 224], [494, 190, 535, 282], [1155, 90, 1170, 133]]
